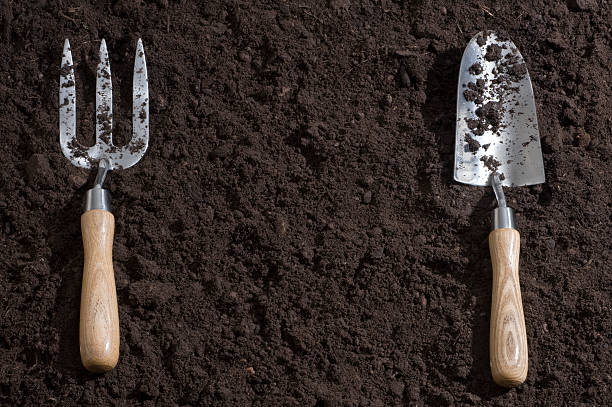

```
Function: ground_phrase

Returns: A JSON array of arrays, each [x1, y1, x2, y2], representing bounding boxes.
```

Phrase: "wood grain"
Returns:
[[489, 228, 528, 387], [80, 209, 119, 373]]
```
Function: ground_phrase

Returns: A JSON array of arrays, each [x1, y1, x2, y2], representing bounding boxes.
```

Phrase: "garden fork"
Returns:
[[59, 38, 149, 372]]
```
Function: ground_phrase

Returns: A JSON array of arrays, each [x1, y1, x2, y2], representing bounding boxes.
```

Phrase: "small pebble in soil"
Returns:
[[275, 217, 287, 235], [69, 173, 88, 189], [362, 190, 372, 204], [238, 51, 251, 63], [575, 128, 591, 147], [245, 366, 255, 375], [546, 239, 556, 250], [385, 94, 393, 106]]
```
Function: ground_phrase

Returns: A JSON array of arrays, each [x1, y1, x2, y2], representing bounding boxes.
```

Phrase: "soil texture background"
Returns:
[[0, 1, 610, 405]]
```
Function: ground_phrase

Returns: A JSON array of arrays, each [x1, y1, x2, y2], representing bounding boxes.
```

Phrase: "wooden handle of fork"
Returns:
[[80, 209, 119, 372], [489, 228, 528, 387]]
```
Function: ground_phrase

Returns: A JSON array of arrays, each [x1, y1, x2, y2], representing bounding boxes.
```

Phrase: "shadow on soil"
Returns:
[[422, 48, 508, 399], [461, 196, 507, 399], [46, 187, 98, 382]]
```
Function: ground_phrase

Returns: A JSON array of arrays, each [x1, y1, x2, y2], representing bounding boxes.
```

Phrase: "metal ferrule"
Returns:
[[84, 187, 111, 212], [84, 159, 111, 212], [492, 207, 515, 230], [490, 173, 516, 230]]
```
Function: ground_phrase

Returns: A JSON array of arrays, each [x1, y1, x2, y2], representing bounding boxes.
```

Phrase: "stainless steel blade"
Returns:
[[454, 31, 545, 187]]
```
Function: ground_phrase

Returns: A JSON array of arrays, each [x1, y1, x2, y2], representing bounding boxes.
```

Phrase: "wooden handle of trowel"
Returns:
[[489, 228, 528, 387], [80, 209, 119, 373]]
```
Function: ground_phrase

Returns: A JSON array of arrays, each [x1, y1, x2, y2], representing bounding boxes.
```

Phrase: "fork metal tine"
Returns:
[[130, 39, 149, 159], [96, 39, 113, 147], [59, 39, 82, 166]]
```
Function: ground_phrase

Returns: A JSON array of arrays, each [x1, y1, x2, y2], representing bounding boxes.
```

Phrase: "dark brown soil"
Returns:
[[485, 44, 503, 61], [480, 155, 502, 173], [465, 134, 481, 154], [1, 1, 610, 406], [475, 101, 504, 134], [463, 79, 485, 104], [468, 63, 483, 76]]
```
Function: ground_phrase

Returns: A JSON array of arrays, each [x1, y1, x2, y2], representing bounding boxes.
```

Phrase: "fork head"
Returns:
[[59, 39, 149, 171]]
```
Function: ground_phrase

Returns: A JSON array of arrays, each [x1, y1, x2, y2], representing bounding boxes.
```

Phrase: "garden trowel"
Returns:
[[454, 31, 545, 387]]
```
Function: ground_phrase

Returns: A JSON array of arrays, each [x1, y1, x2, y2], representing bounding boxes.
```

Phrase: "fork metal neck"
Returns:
[[84, 160, 111, 212], [491, 173, 515, 230]]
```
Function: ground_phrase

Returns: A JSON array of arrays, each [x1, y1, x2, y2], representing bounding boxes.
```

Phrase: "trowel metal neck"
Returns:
[[491, 173, 515, 230], [84, 159, 111, 212]]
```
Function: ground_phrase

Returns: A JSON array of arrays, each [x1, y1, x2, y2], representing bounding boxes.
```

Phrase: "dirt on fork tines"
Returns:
[[0, 1, 610, 406]]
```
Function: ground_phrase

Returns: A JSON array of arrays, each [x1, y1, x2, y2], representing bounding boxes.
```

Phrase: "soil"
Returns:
[[468, 63, 483, 76], [0, 1, 610, 406], [479, 155, 502, 173], [464, 134, 481, 154], [475, 101, 503, 134], [463, 79, 485, 105]]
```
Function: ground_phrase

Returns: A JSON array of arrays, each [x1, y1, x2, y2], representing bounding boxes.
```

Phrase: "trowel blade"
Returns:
[[454, 31, 545, 187]]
